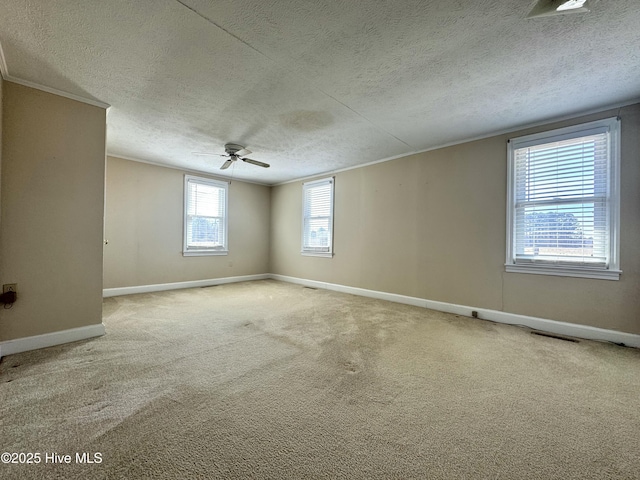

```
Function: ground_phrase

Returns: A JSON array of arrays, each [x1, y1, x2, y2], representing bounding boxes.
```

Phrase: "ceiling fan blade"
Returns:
[[192, 152, 227, 157], [220, 159, 234, 170], [236, 147, 252, 157], [242, 157, 270, 168]]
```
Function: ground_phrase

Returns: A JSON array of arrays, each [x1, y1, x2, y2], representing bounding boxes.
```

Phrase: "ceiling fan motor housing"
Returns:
[[220, 143, 269, 169], [224, 143, 244, 155]]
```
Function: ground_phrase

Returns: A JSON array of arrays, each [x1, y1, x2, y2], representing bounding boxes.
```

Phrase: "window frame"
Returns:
[[505, 117, 621, 280], [301, 177, 335, 258], [183, 174, 229, 257]]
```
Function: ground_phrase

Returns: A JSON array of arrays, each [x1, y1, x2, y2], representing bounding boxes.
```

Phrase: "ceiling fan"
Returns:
[[193, 143, 270, 170]]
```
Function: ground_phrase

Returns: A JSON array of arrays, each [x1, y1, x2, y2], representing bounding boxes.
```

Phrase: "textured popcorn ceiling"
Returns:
[[0, 0, 638, 184]]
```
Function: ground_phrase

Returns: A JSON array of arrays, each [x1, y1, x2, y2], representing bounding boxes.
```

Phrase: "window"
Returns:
[[183, 175, 228, 256], [506, 117, 620, 280], [302, 177, 334, 257]]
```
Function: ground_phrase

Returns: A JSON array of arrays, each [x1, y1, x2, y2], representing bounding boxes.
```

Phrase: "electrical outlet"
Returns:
[[3, 284, 17, 294]]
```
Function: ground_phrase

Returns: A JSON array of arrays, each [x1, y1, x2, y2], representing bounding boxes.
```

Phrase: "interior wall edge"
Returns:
[[0, 80, 106, 345]]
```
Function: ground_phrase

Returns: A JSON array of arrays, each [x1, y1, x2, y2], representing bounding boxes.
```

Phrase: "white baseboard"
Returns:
[[6, 274, 636, 358], [0, 323, 106, 358], [270, 274, 640, 348], [102, 273, 271, 298], [270, 274, 427, 307]]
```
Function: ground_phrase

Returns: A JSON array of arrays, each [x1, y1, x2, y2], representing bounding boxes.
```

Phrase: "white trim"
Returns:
[[303, 177, 335, 188], [609, 117, 622, 278], [270, 274, 426, 308], [4, 77, 110, 109], [301, 252, 334, 257], [273, 100, 640, 187], [0, 323, 105, 358], [182, 250, 228, 257], [108, 155, 271, 187], [269, 274, 640, 348], [0, 39, 110, 109], [102, 274, 270, 297], [505, 264, 621, 280], [8, 274, 637, 358], [0, 39, 9, 80]]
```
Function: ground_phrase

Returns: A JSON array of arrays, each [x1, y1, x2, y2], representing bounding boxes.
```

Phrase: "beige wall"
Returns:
[[103, 156, 270, 288], [271, 104, 640, 335], [3, 83, 634, 343], [0, 82, 106, 342], [0, 77, 3, 229]]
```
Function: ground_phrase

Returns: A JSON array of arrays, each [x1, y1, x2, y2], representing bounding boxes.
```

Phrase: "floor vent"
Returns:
[[531, 331, 579, 343]]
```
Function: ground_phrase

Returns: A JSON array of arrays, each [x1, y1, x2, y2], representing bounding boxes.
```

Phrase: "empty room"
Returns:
[[1, 1, 639, 478]]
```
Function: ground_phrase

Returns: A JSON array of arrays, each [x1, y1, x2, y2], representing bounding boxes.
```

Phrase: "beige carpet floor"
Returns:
[[1, 279, 639, 479]]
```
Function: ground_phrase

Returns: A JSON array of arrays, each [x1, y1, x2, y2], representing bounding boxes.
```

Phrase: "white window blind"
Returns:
[[184, 175, 228, 255], [302, 177, 334, 256], [506, 117, 620, 280]]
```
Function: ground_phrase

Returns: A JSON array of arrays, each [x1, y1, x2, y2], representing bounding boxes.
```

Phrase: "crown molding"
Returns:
[[273, 98, 640, 186], [0, 38, 110, 109], [5, 76, 111, 109], [108, 154, 271, 187]]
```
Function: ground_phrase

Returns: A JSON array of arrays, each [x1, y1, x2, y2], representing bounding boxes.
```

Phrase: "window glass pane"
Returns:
[[304, 217, 331, 248], [515, 201, 607, 264], [187, 216, 222, 247], [513, 132, 608, 265]]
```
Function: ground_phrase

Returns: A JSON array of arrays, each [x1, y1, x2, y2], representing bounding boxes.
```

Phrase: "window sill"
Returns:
[[301, 251, 333, 258], [183, 250, 228, 257], [505, 264, 621, 280]]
